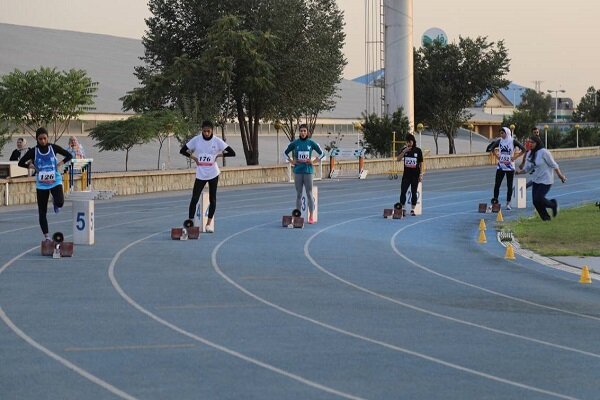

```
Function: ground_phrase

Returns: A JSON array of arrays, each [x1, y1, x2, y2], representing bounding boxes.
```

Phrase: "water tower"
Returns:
[[365, 0, 414, 130]]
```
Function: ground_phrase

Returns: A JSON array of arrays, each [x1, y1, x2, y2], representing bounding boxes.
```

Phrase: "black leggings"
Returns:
[[36, 185, 64, 234], [400, 174, 419, 206], [188, 176, 219, 220], [531, 183, 553, 221], [493, 170, 514, 202]]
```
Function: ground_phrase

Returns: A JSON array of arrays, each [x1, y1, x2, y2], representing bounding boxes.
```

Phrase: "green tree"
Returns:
[[0, 67, 97, 143], [572, 87, 600, 122], [143, 110, 193, 169], [265, 0, 346, 141], [414, 37, 510, 154], [501, 109, 537, 142], [127, 0, 345, 165], [361, 108, 410, 157], [89, 117, 154, 171], [561, 126, 600, 147], [0, 121, 11, 157], [517, 89, 552, 122]]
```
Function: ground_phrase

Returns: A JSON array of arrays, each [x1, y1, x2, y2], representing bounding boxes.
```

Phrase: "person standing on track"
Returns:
[[397, 133, 424, 216], [516, 135, 566, 221], [18, 127, 72, 241], [179, 120, 235, 233], [486, 126, 525, 210], [284, 124, 324, 224]]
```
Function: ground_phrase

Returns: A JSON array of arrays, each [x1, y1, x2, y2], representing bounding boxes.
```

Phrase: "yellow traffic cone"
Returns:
[[478, 230, 487, 244], [504, 243, 515, 260], [579, 266, 592, 284], [479, 219, 486, 231], [496, 210, 504, 222]]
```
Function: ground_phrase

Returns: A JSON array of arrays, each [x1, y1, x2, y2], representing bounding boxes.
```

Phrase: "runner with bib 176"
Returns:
[[179, 120, 236, 233]]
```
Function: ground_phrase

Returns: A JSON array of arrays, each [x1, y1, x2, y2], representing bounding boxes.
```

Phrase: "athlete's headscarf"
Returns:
[[499, 127, 513, 148]]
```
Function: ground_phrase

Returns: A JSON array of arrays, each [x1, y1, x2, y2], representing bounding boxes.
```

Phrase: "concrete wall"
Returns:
[[2, 147, 598, 207]]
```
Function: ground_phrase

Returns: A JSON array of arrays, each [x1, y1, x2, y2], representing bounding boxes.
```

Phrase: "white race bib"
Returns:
[[297, 151, 310, 161], [38, 170, 56, 184], [404, 157, 418, 168], [196, 153, 215, 166], [499, 154, 511, 164]]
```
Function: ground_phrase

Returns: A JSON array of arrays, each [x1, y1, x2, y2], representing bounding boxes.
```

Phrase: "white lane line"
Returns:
[[390, 213, 600, 322], [211, 222, 581, 399], [64, 343, 197, 352], [302, 213, 600, 359], [108, 230, 366, 400], [0, 306, 138, 400]]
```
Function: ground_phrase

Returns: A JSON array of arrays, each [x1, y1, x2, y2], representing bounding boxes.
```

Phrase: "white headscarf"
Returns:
[[499, 127, 512, 147], [497, 127, 515, 171]]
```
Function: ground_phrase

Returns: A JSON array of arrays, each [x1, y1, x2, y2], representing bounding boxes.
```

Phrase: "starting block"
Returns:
[[478, 203, 487, 213], [171, 219, 200, 240], [282, 209, 304, 228], [383, 203, 404, 219], [41, 232, 74, 258]]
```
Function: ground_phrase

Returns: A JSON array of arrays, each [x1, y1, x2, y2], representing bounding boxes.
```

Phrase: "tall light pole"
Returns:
[[547, 89, 566, 123], [467, 123, 474, 154], [512, 87, 525, 109], [416, 123, 424, 148], [273, 120, 283, 164], [575, 124, 580, 148], [543, 124, 549, 148]]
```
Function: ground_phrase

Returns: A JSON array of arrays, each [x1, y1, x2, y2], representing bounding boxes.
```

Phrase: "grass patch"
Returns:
[[503, 203, 600, 257]]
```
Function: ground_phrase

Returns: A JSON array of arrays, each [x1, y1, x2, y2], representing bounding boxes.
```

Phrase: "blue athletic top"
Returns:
[[284, 138, 324, 174], [19, 144, 72, 190]]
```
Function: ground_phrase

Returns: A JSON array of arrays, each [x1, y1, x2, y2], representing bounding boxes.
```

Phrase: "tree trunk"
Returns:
[[447, 134, 456, 154], [157, 140, 164, 170], [236, 96, 252, 165]]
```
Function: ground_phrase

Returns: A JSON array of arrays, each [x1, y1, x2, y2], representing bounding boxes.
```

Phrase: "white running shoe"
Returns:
[[205, 225, 214, 233], [505, 203, 512, 210]]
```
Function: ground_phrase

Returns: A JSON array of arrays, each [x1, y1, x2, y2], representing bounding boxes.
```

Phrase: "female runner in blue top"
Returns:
[[19, 127, 72, 240]]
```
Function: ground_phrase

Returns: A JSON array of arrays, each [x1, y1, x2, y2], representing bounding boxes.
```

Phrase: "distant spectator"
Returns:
[[67, 136, 85, 159], [9, 138, 29, 161]]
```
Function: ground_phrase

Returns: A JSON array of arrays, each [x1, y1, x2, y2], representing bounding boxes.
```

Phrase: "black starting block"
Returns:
[[282, 209, 304, 228], [171, 219, 200, 240], [383, 202, 404, 219], [489, 198, 501, 213], [478, 203, 487, 213], [41, 232, 73, 258]]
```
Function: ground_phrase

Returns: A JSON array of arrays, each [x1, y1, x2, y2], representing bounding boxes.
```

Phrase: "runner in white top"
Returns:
[[179, 120, 236, 232], [486, 127, 525, 210]]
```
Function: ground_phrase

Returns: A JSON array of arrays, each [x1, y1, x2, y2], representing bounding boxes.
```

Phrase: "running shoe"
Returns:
[[53, 204, 60, 214], [308, 217, 315, 224], [205, 225, 214, 233], [551, 199, 559, 217], [410, 210, 416, 216], [505, 203, 511, 210]]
